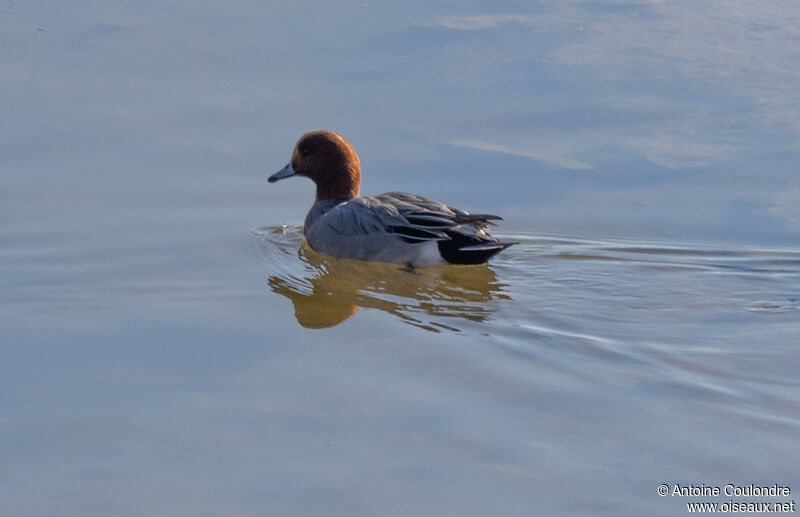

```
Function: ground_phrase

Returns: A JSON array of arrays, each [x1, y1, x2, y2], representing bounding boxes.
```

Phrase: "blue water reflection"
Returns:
[[2, 1, 799, 516]]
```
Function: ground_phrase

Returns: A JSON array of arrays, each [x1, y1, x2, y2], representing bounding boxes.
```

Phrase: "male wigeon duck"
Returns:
[[269, 130, 517, 267]]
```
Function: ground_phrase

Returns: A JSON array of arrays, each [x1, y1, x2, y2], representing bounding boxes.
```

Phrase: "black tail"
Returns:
[[437, 235, 517, 265]]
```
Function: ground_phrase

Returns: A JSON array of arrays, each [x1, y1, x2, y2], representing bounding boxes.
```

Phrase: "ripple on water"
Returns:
[[253, 227, 800, 430], [253, 227, 800, 328]]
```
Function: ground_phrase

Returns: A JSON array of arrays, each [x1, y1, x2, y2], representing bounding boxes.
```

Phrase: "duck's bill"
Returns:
[[268, 163, 297, 183]]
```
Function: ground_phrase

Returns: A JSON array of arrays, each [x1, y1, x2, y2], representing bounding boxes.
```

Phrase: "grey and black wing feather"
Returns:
[[322, 192, 517, 264]]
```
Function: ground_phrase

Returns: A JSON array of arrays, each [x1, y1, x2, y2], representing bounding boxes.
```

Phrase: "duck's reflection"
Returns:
[[262, 233, 511, 331]]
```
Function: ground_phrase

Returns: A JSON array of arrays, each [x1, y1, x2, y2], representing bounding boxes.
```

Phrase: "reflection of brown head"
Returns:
[[268, 275, 358, 329], [292, 291, 359, 329]]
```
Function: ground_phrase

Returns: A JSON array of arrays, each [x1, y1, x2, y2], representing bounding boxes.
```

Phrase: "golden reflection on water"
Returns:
[[254, 226, 511, 331]]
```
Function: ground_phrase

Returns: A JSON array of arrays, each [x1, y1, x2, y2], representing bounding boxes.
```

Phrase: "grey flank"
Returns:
[[303, 192, 516, 267]]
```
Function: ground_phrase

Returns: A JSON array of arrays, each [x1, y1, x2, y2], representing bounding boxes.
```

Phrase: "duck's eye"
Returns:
[[299, 146, 311, 156]]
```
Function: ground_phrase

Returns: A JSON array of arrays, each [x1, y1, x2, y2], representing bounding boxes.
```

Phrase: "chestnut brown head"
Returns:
[[269, 130, 361, 201]]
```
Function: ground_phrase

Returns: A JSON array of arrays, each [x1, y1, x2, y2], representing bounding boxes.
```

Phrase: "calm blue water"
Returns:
[[2, 2, 799, 516]]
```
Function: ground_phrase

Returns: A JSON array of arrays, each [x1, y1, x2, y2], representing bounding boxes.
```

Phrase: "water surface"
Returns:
[[2, 1, 799, 516]]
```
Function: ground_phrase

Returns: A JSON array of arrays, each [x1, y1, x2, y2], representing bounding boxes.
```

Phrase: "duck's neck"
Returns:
[[315, 163, 361, 201], [316, 184, 358, 201]]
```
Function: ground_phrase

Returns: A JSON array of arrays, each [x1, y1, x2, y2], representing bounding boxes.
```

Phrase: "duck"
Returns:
[[268, 130, 517, 267]]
